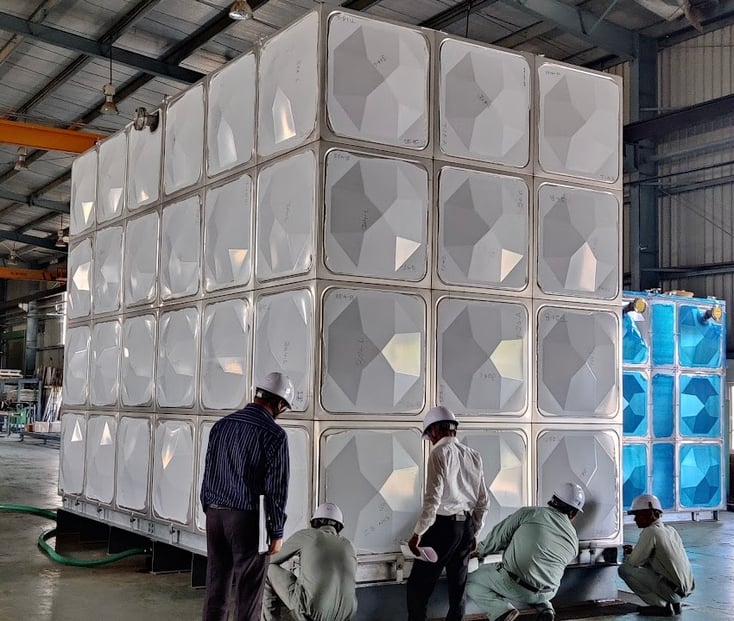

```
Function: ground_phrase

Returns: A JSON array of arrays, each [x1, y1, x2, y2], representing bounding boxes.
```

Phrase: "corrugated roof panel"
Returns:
[[40, 0, 142, 41], [368, 0, 454, 25]]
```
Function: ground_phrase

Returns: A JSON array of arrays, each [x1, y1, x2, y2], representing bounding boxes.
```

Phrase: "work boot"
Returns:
[[672, 602, 682, 615], [637, 604, 673, 617], [496, 610, 520, 621], [536, 608, 555, 621]]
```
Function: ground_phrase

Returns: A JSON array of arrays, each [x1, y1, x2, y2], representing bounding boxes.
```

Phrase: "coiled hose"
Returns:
[[0, 504, 148, 567]]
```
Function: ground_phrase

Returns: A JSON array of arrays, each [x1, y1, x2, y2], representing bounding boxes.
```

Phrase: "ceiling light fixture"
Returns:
[[99, 46, 119, 115], [14, 146, 27, 171], [7, 248, 18, 265], [229, 0, 253, 20], [55, 215, 68, 248]]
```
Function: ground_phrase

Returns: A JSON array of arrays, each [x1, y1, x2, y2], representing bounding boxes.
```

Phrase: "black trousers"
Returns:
[[406, 515, 475, 621], [202, 508, 268, 621]]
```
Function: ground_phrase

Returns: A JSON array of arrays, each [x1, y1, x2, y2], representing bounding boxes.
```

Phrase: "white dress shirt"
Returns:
[[414, 436, 489, 536]]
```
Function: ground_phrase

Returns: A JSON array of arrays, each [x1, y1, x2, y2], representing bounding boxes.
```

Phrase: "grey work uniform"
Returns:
[[466, 506, 578, 621], [263, 525, 357, 621], [619, 520, 695, 608]]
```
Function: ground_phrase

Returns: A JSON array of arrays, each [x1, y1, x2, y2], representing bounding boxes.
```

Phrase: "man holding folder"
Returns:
[[200, 372, 294, 621]]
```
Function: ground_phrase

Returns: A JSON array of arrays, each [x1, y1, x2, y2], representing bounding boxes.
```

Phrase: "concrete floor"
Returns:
[[0, 434, 732, 621]]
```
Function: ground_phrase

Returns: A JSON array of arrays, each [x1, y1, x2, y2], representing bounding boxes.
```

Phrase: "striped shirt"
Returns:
[[200, 403, 290, 539]]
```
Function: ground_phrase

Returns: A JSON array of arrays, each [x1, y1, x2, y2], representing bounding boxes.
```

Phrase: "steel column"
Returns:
[[628, 36, 659, 291]]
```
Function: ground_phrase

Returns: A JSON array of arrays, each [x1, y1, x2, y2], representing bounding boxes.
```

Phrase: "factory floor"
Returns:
[[0, 435, 731, 621]]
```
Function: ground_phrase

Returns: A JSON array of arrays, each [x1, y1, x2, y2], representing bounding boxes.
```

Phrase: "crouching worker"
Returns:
[[263, 502, 357, 621], [619, 494, 694, 617], [466, 483, 585, 621]]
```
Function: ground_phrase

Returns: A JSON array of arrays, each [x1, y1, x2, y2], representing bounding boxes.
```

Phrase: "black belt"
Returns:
[[436, 512, 469, 522], [500, 564, 553, 594]]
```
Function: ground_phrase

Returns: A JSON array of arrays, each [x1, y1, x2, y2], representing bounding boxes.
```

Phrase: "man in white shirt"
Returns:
[[406, 406, 489, 621], [466, 483, 585, 621], [619, 494, 695, 617]]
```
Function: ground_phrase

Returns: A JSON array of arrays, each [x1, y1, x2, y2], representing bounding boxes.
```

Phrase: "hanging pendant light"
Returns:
[[100, 46, 119, 115], [229, 0, 253, 20], [13, 146, 27, 171]]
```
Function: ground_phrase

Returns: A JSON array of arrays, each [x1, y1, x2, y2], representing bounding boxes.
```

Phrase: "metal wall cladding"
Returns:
[[203, 174, 253, 293], [160, 194, 201, 302], [207, 53, 256, 178], [317, 422, 424, 555], [534, 426, 621, 543], [60, 412, 87, 496], [200, 296, 252, 412], [458, 425, 530, 541], [70, 148, 97, 237], [436, 36, 531, 172], [535, 59, 622, 188], [535, 181, 621, 302], [127, 121, 162, 212], [256, 9, 432, 163], [63, 325, 90, 407], [92, 226, 123, 315], [89, 320, 121, 407], [152, 417, 195, 526], [63, 4, 627, 558], [124, 209, 159, 307], [252, 280, 430, 420], [84, 414, 117, 505], [535, 302, 621, 423], [253, 143, 432, 290], [97, 131, 127, 224], [434, 164, 530, 295], [116, 413, 152, 514], [120, 312, 157, 408], [67, 236, 92, 320], [434, 294, 530, 420], [164, 84, 205, 197], [621, 292, 727, 513], [156, 305, 200, 410]]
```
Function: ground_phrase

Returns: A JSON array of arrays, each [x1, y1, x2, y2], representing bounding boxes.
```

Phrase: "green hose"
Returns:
[[0, 503, 148, 567]]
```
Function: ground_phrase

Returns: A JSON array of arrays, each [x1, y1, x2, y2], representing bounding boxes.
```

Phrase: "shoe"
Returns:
[[496, 610, 520, 621], [637, 604, 673, 617], [536, 609, 555, 621], [672, 602, 682, 615]]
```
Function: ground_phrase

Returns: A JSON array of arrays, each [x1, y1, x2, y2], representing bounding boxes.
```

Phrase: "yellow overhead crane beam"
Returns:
[[0, 119, 105, 154], [0, 265, 66, 283]]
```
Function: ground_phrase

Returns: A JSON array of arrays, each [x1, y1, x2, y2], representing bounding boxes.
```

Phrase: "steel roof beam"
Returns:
[[0, 188, 68, 213], [420, 0, 500, 30], [341, 0, 383, 10], [0, 229, 58, 251], [0, 11, 204, 83], [0, 119, 105, 153], [500, 0, 637, 60]]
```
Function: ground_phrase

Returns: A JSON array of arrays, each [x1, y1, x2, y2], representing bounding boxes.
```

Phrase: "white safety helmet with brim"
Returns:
[[255, 372, 294, 409], [628, 493, 662, 515], [422, 405, 458, 437], [311, 502, 344, 530], [552, 482, 585, 512]]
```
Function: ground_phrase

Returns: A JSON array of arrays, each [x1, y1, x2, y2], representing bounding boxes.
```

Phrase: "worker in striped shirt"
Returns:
[[200, 372, 295, 621]]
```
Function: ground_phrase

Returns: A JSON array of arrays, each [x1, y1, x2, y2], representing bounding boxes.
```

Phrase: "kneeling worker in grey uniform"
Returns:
[[619, 494, 694, 617], [466, 483, 585, 621], [263, 502, 357, 621]]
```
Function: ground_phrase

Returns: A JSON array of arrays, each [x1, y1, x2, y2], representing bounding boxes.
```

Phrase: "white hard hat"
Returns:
[[552, 482, 585, 512], [311, 502, 344, 527], [255, 372, 295, 409], [422, 406, 458, 437], [628, 494, 663, 515]]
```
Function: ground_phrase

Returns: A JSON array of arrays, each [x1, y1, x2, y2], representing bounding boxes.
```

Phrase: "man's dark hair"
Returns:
[[431, 421, 458, 435], [255, 388, 284, 410], [548, 495, 578, 519], [311, 517, 343, 533]]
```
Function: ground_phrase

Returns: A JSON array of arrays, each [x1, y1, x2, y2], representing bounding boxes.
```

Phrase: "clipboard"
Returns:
[[258, 495, 269, 554]]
